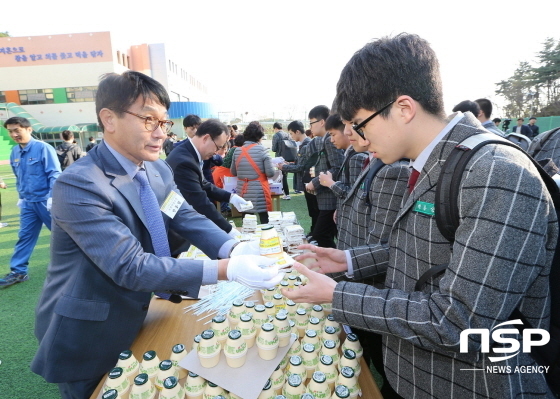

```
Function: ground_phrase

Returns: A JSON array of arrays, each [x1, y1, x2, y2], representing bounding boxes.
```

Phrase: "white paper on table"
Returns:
[[179, 335, 296, 399]]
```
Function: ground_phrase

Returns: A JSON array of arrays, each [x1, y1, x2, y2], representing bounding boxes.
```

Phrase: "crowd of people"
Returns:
[[2, 32, 560, 399]]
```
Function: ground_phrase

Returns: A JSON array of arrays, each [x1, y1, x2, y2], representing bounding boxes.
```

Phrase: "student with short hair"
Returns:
[[283, 33, 557, 398]]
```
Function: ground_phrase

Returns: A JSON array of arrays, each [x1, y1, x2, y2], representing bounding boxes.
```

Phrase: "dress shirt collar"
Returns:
[[188, 136, 203, 165], [411, 112, 464, 172], [104, 141, 143, 179]]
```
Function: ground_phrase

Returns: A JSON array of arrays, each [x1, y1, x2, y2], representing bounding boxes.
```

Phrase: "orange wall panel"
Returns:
[[5, 90, 20, 104]]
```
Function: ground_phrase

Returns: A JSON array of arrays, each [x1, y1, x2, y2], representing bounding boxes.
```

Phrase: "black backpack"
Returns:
[[415, 132, 560, 395], [56, 144, 75, 171], [279, 139, 298, 162]]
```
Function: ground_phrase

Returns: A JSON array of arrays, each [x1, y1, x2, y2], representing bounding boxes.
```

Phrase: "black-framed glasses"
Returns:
[[352, 100, 396, 139], [309, 119, 323, 126], [123, 110, 174, 134], [210, 136, 225, 152]]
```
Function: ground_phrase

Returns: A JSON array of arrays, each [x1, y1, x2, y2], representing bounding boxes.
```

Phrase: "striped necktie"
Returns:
[[135, 169, 179, 303]]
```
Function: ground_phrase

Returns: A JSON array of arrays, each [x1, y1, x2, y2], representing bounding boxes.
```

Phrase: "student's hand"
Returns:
[[277, 162, 284, 170], [0, 182, 6, 189], [295, 244, 349, 274], [47, 198, 52, 211], [281, 262, 337, 304], [230, 194, 251, 211], [228, 228, 243, 241], [319, 171, 334, 188], [305, 182, 315, 194]]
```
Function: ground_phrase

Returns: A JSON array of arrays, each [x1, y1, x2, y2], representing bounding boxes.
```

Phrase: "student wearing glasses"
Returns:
[[283, 34, 556, 398], [166, 119, 250, 235]]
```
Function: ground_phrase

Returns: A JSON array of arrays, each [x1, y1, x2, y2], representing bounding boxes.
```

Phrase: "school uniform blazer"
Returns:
[[310, 134, 345, 211], [329, 148, 369, 201], [165, 139, 232, 233], [332, 113, 558, 398], [32, 141, 232, 383], [335, 158, 409, 251]]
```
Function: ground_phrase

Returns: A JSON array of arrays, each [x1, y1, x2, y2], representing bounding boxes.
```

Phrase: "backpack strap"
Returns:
[[419, 133, 560, 292], [363, 159, 387, 206]]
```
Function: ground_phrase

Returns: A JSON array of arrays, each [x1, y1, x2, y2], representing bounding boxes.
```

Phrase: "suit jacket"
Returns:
[[165, 139, 232, 233], [310, 134, 345, 210], [32, 141, 232, 383], [281, 137, 311, 192], [513, 124, 535, 139], [332, 113, 557, 398]]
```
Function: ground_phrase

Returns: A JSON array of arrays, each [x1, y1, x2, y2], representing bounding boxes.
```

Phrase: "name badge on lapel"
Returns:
[[160, 191, 185, 218], [413, 201, 435, 216]]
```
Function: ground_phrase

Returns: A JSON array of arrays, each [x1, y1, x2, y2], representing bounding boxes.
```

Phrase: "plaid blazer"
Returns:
[[336, 158, 409, 251], [330, 148, 369, 201], [530, 128, 560, 168], [332, 113, 558, 398], [310, 133, 345, 210]]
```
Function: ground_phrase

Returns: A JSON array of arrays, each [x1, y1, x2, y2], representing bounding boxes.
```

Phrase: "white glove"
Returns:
[[230, 240, 261, 257], [230, 194, 251, 212], [228, 227, 243, 241], [47, 198, 52, 211], [17, 199, 23, 208], [227, 255, 285, 289]]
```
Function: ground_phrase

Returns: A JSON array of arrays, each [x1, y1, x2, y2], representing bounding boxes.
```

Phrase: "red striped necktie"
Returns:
[[408, 169, 420, 193]]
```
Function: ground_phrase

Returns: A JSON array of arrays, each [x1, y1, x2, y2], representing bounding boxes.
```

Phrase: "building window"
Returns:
[[19, 88, 54, 105], [0, 91, 5, 103], [66, 86, 98, 103]]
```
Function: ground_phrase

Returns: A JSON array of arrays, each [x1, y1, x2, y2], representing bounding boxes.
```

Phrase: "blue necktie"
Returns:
[[135, 169, 179, 303]]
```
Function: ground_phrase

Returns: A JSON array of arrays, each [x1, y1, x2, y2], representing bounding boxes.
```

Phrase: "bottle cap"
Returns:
[[142, 350, 156, 361], [108, 367, 123, 379], [213, 314, 226, 323], [346, 333, 358, 342], [228, 329, 242, 340], [208, 381, 218, 387], [302, 343, 315, 353], [118, 350, 132, 360], [244, 301, 255, 308], [327, 314, 335, 321], [343, 349, 356, 359], [201, 329, 215, 340], [194, 334, 201, 343], [324, 326, 336, 334], [305, 330, 317, 338], [288, 374, 302, 387], [159, 359, 173, 370], [262, 323, 274, 332], [163, 376, 178, 389], [289, 355, 302, 366], [262, 379, 272, 390], [275, 313, 287, 321], [312, 304, 323, 312], [340, 366, 355, 378], [264, 302, 274, 308], [172, 344, 185, 354], [312, 371, 326, 383], [286, 299, 296, 306], [134, 373, 149, 385], [101, 389, 119, 399], [301, 395, 315, 399], [335, 385, 350, 398], [273, 293, 283, 300], [296, 308, 306, 316], [309, 317, 320, 325], [240, 313, 252, 322], [232, 299, 244, 307], [320, 354, 333, 365], [188, 371, 199, 378], [323, 340, 336, 349], [255, 304, 266, 312]]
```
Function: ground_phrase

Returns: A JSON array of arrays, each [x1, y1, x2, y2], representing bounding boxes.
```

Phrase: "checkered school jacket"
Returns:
[[331, 113, 558, 398], [309, 133, 345, 211], [329, 148, 369, 202], [335, 157, 409, 251]]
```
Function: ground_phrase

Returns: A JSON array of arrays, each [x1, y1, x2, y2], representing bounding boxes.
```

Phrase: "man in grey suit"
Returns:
[[284, 34, 557, 398], [31, 71, 283, 399]]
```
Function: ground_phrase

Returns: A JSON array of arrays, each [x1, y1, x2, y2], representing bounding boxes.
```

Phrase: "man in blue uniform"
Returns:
[[0, 116, 61, 287]]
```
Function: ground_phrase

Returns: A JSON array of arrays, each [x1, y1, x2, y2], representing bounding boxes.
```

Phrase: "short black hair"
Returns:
[[232, 125, 238, 131], [530, 117, 537, 121], [335, 33, 444, 121], [287, 120, 305, 134], [325, 114, 344, 132], [96, 71, 170, 132], [452, 100, 480, 116], [89, 136, 95, 141], [4, 116, 31, 128], [233, 134, 245, 147], [61, 130, 74, 141], [308, 105, 330, 121], [273, 122, 283, 130], [305, 129, 312, 137], [243, 121, 265, 142], [183, 114, 202, 128], [517, 118, 524, 122], [474, 98, 493, 119], [492, 118, 502, 124], [195, 119, 228, 139]]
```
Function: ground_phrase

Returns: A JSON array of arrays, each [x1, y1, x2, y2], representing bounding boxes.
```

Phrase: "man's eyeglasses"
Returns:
[[210, 136, 226, 152], [123, 110, 174, 134], [352, 100, 396, 139], [309, 119, 323, 126]]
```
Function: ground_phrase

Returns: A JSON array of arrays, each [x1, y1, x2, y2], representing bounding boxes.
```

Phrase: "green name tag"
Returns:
[[413, 201, 435, 216]]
